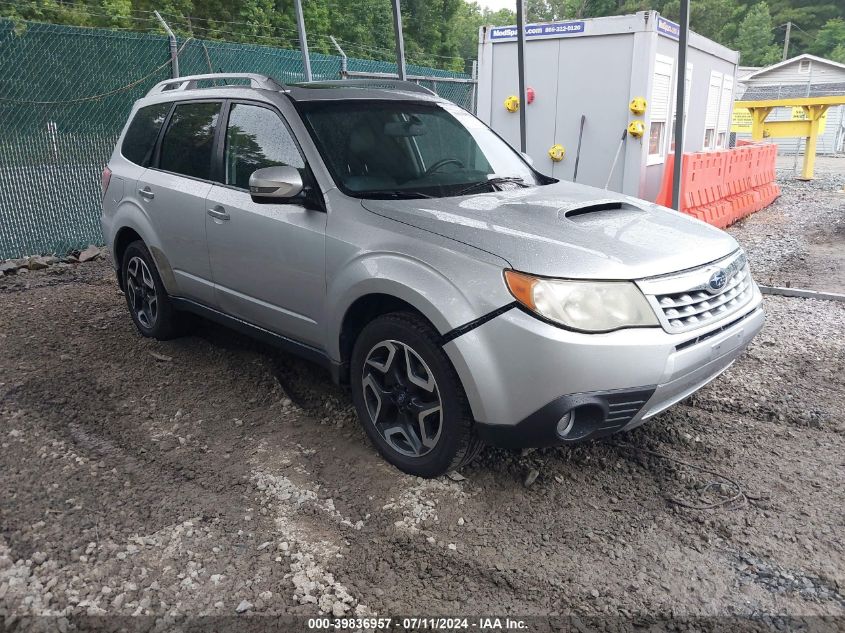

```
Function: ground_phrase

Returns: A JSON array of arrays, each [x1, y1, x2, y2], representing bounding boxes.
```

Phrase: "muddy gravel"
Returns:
[[1, 162, 844, 630]]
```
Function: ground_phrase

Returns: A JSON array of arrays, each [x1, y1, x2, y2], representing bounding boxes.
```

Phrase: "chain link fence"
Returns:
[[0, 19, 475, 260]]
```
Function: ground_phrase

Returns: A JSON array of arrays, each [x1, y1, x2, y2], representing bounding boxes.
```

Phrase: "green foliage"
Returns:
[[659, 0, 742, 44], [3, 0, 845, 71], [452, 2, 515, 63], [813, 18, 845, 62], [733, 2, 781, 65]]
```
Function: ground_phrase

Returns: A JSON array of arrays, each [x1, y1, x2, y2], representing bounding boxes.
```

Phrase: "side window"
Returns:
[[703, 71, 723, 151], [159, 102, 221, 180], [121, 103, 171, 166], [716, 75, 733, 149], [647, 54, 673, 164], [224, 103, 305, 189]]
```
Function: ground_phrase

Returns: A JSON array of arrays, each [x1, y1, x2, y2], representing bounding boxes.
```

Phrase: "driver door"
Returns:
[[205, 101, 326, 347]]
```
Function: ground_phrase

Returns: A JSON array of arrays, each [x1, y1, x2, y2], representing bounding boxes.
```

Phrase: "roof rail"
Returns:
[[295, 79, 437, 96], [146, 73, 287, 96]]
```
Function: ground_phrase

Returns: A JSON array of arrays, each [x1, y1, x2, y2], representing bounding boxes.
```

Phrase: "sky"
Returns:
[[476, 0, 516, 11]]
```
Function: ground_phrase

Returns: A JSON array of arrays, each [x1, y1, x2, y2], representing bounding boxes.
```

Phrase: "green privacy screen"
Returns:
[[0, 20, 473, 259]]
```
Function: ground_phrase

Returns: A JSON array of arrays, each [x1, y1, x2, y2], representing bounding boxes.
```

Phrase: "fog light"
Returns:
[[556, 411, 574, 437]]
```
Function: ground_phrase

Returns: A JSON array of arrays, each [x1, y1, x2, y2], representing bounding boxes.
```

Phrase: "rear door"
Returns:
[[205, 100, 326, 347], [137, 100, 222, 306]]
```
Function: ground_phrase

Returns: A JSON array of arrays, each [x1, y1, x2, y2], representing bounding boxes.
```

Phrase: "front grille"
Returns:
[[638, 252, 756, 334]]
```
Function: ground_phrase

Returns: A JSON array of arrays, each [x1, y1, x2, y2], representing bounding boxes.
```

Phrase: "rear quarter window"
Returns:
[[121, 103, 171, 166]]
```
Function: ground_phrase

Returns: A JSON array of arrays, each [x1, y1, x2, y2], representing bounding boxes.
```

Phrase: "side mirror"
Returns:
[[249, 166, 303, 200], [521, 152, 535, 166]]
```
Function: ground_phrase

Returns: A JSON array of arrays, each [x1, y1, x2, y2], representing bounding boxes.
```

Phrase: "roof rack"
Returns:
[[294, 79, 437, 96], [146, 73, 287, 96]]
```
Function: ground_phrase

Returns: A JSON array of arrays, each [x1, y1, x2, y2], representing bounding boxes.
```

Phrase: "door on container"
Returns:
[[487, 39, 561, 169], [553, 36, 634, 188], [523, 39, 561, 177], [205, 101, 326, 347], [138, 100, 222, 306]]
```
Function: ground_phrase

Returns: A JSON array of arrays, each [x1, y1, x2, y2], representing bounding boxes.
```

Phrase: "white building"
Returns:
[[733, 54, 845, 155], [476, 11, 740, 202]]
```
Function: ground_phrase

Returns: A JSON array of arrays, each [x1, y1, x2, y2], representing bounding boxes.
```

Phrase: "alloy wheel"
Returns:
[[126, 256, 158, 329], [361, 340, 443, 457]]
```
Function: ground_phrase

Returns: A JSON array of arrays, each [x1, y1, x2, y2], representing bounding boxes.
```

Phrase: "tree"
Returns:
[[3, 0, 845, 70], [813, 18, 845, 62], [452, 2, 515, 71], [733, 2, 781, 66], [661, 0, 742, 45]]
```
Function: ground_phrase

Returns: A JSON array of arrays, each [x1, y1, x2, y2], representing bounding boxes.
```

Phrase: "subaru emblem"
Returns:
[[708, 269, 728, 292]]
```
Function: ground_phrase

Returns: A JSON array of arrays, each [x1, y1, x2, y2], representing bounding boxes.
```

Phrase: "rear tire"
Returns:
[[350, 312, 483, 478], [121, 241, 190, 340]]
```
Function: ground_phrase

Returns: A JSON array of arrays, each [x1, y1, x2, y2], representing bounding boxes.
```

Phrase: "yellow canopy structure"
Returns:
[[733, 96, 845, 180]]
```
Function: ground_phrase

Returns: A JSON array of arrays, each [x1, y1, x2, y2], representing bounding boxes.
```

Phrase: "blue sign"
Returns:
[[657, 17, 680, 40], [489, 21, 586, 42]]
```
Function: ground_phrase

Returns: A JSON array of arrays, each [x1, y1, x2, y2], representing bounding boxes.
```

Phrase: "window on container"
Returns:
[[703, 71, 723, 150], [716, 75, 734, 148], [669, 63, 693, 153], [647, 55, 674, 164], [121, 103, 171, 166], [158, 101, 221, 180]]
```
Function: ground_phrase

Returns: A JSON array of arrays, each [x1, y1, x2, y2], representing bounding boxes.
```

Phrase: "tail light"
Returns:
[[101, 165, 112, 201]]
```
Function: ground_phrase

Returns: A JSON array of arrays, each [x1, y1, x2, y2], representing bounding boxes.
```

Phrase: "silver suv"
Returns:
[[101, 73, 764, 477]]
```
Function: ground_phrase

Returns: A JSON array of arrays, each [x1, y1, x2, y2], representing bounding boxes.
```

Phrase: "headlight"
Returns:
[[504, 270, 659, 332]]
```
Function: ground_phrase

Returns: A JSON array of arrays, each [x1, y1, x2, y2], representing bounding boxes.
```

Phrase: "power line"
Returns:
[[0, 2, 470, 67]]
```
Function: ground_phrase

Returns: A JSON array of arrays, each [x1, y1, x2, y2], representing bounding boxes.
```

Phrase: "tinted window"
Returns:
[[159, 102, 221, 179], [301, 102, 538, 198], [121, 103, 170, 166], [224, 103, 305, 189]]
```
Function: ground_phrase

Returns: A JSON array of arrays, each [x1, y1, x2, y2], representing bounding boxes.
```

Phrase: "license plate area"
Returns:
[[711, 329, 744, 360]]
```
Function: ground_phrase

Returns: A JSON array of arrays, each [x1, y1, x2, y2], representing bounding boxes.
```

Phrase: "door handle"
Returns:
[[138, 187, 154, 200], [207, 205, 230, 221]]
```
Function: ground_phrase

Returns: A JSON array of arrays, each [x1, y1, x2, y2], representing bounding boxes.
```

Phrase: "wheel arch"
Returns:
[[110, 213, 177, 295], [327, 252, 512, 385], [113, 226, 143, 291], [336, 293, 440, 384]]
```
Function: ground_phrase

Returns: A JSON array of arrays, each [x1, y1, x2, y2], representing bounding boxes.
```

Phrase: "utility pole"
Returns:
[[782, 21, 791, 61], [330, 36, 347, 78], [154, 11, 179, 78], [294, 0, 312, 81], [671, 0, 689, 211], [515, 0, 527, 153], [391, 0, 407, 80]]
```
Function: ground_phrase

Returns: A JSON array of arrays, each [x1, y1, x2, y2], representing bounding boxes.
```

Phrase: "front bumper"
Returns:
[[444, 285, 764, 447]]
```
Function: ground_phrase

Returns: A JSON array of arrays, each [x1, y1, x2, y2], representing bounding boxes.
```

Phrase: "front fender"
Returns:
[[325, 250, 512, 362]]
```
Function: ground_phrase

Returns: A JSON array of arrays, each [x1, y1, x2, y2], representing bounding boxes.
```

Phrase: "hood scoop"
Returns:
[[560, 200, 647, 223]]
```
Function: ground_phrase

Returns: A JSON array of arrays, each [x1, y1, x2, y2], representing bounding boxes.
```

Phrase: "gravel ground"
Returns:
[[1, 164, 843, 630]]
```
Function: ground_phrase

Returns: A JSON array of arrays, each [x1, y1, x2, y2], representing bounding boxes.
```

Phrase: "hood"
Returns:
[[361, 181, 739, 279]]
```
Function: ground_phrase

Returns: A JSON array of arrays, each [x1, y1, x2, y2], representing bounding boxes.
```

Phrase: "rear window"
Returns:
[[158, 102, 221, 180], [121, 103, 171, 166]]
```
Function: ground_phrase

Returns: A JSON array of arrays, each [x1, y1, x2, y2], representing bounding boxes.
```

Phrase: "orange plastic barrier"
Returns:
[[655, 144, 780, 229]]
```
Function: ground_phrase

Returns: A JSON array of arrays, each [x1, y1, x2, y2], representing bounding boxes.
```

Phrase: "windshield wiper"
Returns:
[[453, 176, 529, 197], [355, 189, 435, 200]]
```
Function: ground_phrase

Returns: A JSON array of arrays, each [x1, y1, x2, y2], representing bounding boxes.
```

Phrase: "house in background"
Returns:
[[733, 54, 845, 155]]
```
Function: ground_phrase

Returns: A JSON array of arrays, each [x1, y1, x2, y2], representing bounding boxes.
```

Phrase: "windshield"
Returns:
[[298, 100, 547, 199]]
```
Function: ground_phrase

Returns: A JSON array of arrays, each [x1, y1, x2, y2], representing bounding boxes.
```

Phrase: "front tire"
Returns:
[[350, 312, 483, 478], [121, 241, 188, 340]]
